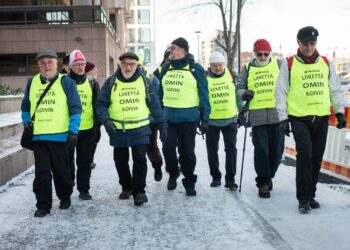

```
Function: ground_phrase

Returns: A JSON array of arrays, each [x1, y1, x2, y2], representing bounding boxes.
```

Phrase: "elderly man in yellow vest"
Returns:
[[275, 26, 346, 213], [237, 39, 284, 199], [96, 52, 167, 206], [206, 51, 241, 190], [21, 50, 82, 217]]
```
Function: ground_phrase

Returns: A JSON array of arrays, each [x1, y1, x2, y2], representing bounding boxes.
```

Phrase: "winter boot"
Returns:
[[154, 167, 163, 182], [210, 179, 221, 187], [258, 183, 270, 198], [134, 193, 148, 206], [167, 172, 180, 190], [310, 198, 320, 209], [119, 189, 132, 200], [268, 179, 273, 191], [34, 209, 50, 217], [225, 180, 238, 190], [298, 200, 311, 214], [79, 191, 92, 200], [59, 199, 71, 209]]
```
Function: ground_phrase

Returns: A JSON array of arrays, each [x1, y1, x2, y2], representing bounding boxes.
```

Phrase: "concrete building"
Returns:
[[125, 0, 156, 69], [0, 0, 130, 89]]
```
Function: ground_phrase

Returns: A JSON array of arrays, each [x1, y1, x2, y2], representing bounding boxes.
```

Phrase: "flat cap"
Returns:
[[36, 50, 58, 61], [119, 52, 139, 61], [297, 26, 319, 42]]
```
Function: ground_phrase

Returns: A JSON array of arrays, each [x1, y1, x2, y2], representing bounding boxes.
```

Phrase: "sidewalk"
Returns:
[[0, 128, 349, 250]]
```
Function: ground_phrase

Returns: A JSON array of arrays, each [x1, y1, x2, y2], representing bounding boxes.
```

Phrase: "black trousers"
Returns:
[[68, 134, 94, 193], [91, 126, 101, 163], [162, 122, 197, 187], [252, 124, 285, 188], [206, 123, 237, 182], [146, 124, 163, 169], [290, 118, 328, 201], [33, 141, 73, 211], [113, 144, 148, 194]]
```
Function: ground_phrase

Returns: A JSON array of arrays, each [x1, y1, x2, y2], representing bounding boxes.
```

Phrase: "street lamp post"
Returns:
[[195, 31, 201, 64]]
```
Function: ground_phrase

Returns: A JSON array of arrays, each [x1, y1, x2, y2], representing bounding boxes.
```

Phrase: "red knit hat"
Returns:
[[253, 39, 272, 51], [85, 61, 96, 73]]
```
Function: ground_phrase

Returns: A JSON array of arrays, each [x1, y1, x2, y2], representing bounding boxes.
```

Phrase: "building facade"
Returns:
[[0, 0, 130, 89], [125, 0, 155, 69]]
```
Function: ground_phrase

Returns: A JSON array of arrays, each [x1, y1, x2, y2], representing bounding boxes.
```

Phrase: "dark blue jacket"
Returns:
[[96, 67, 167, 147], [21, 73, 82, 142], [158, 53, 210, 123]]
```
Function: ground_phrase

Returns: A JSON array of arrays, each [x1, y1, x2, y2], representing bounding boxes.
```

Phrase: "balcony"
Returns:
[[0, 5, 119, 43]]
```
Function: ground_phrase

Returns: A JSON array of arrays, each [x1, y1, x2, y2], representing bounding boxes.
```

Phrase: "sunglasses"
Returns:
[[256, 52, 270, 57]]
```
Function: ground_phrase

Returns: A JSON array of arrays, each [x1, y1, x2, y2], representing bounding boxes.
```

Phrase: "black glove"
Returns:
[[280, 120, 291, 137], [199, 120, 209, 135], [67, 132, 78, 150], [104, 119, 116, 136], [159, 128, 168, 143], [335, 113, 347, 129], [24, 122, 33, 133], [237, 110, 250, 128], [242, 90, 255, 101]]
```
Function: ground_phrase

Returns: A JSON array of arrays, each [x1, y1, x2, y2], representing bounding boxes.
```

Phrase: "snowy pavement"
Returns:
[[0, 128, 349, 250]]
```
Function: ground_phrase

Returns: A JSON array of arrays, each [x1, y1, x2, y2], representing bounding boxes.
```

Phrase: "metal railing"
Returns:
[[0, 5, 120, 43]]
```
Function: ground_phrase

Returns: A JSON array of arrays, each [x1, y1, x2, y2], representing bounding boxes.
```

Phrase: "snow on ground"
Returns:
[[0, 128, 349, 250]]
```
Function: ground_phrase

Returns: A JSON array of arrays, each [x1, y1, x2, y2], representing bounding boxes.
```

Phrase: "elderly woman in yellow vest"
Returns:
[[237, 39, 284, 199], [206, 51, 241, 190], [275, 26, 346, 213], [21, 50, 82, 217], [96, 52, 167, 206], [67, 50, 100, 201]]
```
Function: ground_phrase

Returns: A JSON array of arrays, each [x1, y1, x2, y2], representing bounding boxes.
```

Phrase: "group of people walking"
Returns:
[[21, 25, 346, 218]]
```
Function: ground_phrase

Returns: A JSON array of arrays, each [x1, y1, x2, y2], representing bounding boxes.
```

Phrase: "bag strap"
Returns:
[[31, 76, 57, 122]]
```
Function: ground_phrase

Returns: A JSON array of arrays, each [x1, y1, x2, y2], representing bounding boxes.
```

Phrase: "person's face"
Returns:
[[38, 57, 58, 79], [86, 67, 98, 80], [210, 62, 225, 75], [298, 40, 317, 57], [254, 51, 271, 65], [169, 44, 186, 60], [71, 62, 86, 75], [120, 58, 137, 79]]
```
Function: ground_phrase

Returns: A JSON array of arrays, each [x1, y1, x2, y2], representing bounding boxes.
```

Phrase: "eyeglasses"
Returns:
[[39, 60, 55, 66], [121, 62, 137, 68], [256, 52, 270, 57]]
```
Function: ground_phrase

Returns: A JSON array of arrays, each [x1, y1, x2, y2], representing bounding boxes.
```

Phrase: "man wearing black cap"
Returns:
[[21, 50, 82, 217], [275, 26, 346, 213], [96, 52, 167, 206], [158, 37, 210, 196]]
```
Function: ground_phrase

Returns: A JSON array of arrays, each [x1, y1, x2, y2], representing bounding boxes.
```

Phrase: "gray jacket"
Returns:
[[237, 58, 282, 127], [274, 55, 344, 121]]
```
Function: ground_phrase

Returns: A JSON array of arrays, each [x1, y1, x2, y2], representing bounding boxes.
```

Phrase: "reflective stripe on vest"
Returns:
[[162, 65, 199, 108], [108, 76, 150, 130], [247, 59, 280, 110], [208, 68, 237, 119], [77, 78, 94, 130], [287, 57, 330, 116], [29, 73, 69, 135]]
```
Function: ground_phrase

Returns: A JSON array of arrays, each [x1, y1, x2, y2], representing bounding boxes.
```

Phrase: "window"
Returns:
[[127, 10, 134, 24], [138, 46, 151, 65], [138, 28, 150, 42], [129, 0, 135, 6], [126, 47, 135, 53], [137, 0, 150, 6], [128, 28, 136, 43], [137, 9, 150, 24]]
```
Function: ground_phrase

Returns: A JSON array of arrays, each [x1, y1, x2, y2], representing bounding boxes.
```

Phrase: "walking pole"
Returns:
[[239, 110, 249, 193]]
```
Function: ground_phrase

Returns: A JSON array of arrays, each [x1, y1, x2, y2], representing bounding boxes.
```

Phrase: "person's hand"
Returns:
[[159, 128, 168, 143], [237, 110, 250, 128], [67, 132, 78, 150], [335, 113, 347, 129], [199, 120, 209, 135], [104, 119, 116, 136], [280, 120, 291, 137], [24, 122, 33, 133], [242, 90, 255, 101]]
